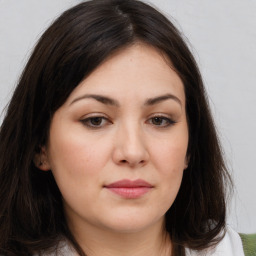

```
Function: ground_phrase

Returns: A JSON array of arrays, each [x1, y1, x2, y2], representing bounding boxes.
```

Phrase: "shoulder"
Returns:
[[33, 240, 77, 256], [186, 226, 245, 256]]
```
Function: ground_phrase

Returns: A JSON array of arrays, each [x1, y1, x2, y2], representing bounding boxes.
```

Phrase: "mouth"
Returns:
[[104, 179, 153, 199]]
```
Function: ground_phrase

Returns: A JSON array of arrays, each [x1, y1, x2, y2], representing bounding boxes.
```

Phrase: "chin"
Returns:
[[98, 212, 165, 234]]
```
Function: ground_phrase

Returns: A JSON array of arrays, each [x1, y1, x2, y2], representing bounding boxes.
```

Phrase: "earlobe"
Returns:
[[184, 155, 190, 170], [33, 146, 51, 171]]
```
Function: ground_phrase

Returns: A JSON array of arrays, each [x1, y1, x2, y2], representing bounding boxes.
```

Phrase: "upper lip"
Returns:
[[104, 179, 153, 188]]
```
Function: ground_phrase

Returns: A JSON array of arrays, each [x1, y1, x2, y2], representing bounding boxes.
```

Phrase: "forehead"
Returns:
[[65, 43, 185, 106]]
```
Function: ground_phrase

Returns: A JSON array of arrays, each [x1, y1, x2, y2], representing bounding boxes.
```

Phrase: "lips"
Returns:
[[104, 179, 153, 199]]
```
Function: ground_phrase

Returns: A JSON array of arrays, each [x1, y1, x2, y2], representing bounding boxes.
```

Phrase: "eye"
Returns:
[[148, 116, 176, 128], [80, 116, 110, 129]]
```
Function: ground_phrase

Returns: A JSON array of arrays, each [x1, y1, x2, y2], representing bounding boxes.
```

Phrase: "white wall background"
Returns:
[[0, 0, 255, 233]]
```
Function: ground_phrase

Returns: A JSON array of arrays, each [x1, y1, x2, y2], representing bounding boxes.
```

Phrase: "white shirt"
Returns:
[[186, 226, 245, 256], [40, 226, 245, 256]]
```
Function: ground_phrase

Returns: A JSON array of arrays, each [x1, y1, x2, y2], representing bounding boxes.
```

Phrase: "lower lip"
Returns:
[[105, 187, 152, 199]]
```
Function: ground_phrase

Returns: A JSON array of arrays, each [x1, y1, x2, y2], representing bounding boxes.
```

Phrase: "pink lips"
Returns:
[[104, 179, 153, 199]]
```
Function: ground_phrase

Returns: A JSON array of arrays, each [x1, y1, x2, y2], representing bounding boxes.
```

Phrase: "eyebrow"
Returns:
[[145, 93, 182, 106], [70, 93, 182, 107], [70, 94, 120, 107]]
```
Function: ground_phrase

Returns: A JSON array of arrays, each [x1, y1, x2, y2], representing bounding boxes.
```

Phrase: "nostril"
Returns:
[[119, 159, 146, 166]]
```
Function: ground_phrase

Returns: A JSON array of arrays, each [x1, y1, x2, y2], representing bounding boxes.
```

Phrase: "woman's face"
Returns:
[[42, 44, 188, 235]]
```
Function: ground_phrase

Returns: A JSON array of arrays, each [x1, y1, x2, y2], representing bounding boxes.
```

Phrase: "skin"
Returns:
[[39, 43, 189, 256]]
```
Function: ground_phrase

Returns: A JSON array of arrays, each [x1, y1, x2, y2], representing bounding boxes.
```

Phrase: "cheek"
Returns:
[[150, 120, 189, 174], [152, 141, 188, 175], [46, 133, 113, 215], [159, 146, 185, 192], [47, 131, 111, 206], [48, 128, 111, 177], [150, 138, 187, 203]]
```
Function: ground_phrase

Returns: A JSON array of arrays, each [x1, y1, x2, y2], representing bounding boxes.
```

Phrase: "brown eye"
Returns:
[[90, 117, 104, 126], [81, 116, 110, 129], [148, 116, 175, 128], [152, 117, 164, 126]]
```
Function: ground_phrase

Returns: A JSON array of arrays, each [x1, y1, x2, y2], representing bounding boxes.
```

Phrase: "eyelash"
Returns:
[[80, 115, 176, 129]]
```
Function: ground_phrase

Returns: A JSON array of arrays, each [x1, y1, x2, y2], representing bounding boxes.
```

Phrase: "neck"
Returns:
[[68, 217, 172, 256]]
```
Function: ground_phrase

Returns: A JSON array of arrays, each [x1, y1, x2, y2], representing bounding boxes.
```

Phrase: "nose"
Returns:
[[112, 122, 149, 168]]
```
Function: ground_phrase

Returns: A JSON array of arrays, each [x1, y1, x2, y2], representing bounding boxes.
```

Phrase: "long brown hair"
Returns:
[[0, 0, 232, 255]]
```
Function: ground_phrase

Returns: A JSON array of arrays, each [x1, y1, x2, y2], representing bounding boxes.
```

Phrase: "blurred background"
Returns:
[[0, 0, 255, 233]]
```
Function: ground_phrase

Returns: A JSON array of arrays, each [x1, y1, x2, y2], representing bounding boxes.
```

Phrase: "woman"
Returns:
[[0, 0, 250, 255]]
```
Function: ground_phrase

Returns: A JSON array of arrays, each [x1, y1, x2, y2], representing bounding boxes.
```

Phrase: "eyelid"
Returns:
[[80, 112, 109, 119]]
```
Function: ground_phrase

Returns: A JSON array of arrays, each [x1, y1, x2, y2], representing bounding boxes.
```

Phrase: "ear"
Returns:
[[33, 146, 51, 171], [184, 155, 190, 170]]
